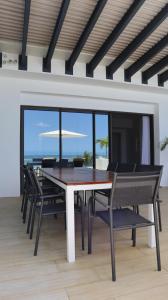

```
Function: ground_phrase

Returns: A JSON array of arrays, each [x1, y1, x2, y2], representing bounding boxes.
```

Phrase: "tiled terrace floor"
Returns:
[[0, 189, 168, 299]]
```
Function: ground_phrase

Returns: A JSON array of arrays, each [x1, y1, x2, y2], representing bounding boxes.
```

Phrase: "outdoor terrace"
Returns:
[[0, 188, 168, 300]]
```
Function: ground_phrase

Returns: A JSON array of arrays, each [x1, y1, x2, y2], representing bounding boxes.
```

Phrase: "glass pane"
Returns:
[[62, 112, 93, 167], [95, 114, 109, 170], [24, 110, 59, 166], [112, 113, 141, 163]]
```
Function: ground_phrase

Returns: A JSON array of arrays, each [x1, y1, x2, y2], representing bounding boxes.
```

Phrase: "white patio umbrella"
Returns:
[[39, 129, 87, 138]]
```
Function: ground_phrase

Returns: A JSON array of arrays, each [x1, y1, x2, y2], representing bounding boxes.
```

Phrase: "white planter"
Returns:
[[96, 157, 108, 170]]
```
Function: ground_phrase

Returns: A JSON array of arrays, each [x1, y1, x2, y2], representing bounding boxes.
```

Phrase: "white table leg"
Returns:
[[147, 204, 156, 248], [66, 186, 75, 262]]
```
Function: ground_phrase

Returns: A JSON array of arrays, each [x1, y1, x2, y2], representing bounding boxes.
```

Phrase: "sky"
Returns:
[[24, 110, 108, 158]]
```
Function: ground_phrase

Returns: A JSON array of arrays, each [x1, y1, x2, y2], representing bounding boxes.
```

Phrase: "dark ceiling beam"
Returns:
[[158, 69, 168, 86], [86, 0, 145, 78], [125, 33, 168, 82], [43, 0, 70, 73], [19, 0, 31, 71], [142, 55, 168, 84], [106, 3, 168, 79], [65, 0, 107, 75]]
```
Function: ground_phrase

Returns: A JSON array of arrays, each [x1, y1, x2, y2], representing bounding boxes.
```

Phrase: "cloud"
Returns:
[[36, 122, 50, 128]]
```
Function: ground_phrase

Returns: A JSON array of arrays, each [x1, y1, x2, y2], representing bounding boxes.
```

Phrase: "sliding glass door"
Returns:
[[21, 107, 153, 171]]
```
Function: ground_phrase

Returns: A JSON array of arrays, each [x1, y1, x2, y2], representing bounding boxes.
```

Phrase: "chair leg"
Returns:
[[34, 214, 43, 256], [22, 194, 28, 224], [136, 206, 139, 214], [21, 191, 25, 212], [26, 201, 33, 234], [109, 227, 116, 281], [30, 205, 36, 240], [153, 203, 161, 271], [157, 201, 162, 232], [132, 228, 136, 247], [132, 207, 137, 247]]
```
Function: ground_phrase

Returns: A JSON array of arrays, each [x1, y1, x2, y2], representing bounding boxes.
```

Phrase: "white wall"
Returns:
[[0, 54, 168, 197]]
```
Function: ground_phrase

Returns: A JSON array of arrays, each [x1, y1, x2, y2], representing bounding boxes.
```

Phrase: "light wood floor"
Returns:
[[0, 189, 168, 300]]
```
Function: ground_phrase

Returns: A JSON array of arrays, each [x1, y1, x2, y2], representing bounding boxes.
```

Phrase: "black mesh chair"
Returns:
[[95, 162, 118, 199], [95, 162, 136, 201], [135, 164, 163, 232], [20, 165, 27, 213], [88, 172, 161, 281], [107, 162, 118, 172], [32, 158, 42, 163], [73, 158, 84, 167], [117, 162, 136, 173], [21, 165, 36, 224], [21, 165, 61, 232], [29, 169, 85, 255], [41, 158, 62, 189], [41, 158, 56, 168], [135, 164, 162, 172], [60, 159, 69, 167], [28, 169, 66, 255], [55, 159, 69, 168]]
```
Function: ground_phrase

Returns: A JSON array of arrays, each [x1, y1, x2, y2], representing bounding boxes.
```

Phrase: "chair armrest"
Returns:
[[94, 196, 109, 208], [95, 190, 107, 196], [88, 195, 109, 209], [41, 185, 60, 191], [157, 198, 163, 203], [40, 192, 65, 200], [37, 176, 45, 181]]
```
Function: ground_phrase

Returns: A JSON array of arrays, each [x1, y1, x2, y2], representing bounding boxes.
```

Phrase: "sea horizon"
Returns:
[[24, 152, 107, 163]]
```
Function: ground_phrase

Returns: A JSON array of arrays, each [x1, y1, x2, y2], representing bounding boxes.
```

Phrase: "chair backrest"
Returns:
[[110, 172, 161, 209], [23, 166, 36, 194], [68, 162, 74, 168], [32, 158, 42, 163], [29, 168, 43, 197], [117, 163, 136, 173], [54, 159, 71, 168], [59, 159, 69, 168], [135, 164, 163, 173], [73, 158, 84, 167], [107, 162, 118, 172], [41, 158, 56, 168]]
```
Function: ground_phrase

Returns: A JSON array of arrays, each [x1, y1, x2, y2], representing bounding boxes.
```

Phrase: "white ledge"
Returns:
[[0, 68, 167, 96]]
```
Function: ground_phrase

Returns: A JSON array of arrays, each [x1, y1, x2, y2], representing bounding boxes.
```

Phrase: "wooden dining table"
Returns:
[[42, 167, 156, 263]]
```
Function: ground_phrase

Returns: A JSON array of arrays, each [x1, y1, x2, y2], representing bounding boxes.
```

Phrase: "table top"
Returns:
[[42, 167, 113, 186]]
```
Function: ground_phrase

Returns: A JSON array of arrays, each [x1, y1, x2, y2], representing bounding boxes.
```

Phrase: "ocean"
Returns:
[[24, 153, 106, 164]]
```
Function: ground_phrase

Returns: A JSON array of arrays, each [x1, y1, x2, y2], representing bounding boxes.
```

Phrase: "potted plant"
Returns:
[[96, 137, 108, 157]]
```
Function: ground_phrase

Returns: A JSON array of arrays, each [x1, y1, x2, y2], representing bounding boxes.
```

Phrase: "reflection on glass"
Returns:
[[95, 114, 109, 170], [24, 110, 59, 166], [112, 113, 141, 163], [62, 112, 93, 167]]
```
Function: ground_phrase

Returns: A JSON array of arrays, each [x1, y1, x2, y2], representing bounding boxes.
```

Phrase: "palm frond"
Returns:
[[160, 137, 168, 151]]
